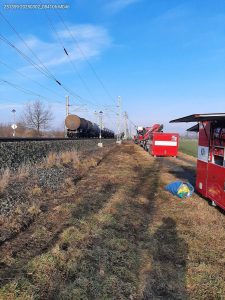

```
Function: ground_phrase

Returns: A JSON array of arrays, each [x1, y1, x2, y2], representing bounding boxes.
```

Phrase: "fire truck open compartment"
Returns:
[[170, 113, 225, 211]]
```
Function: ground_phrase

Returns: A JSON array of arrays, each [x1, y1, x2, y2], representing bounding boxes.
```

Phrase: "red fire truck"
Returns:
[[170, 113, 225, 210], [134, 124, 179, 157], [147, 132, 179, 157]]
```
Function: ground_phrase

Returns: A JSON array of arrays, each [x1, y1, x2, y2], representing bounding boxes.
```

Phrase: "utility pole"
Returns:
[[94, 110, 98, 124], [124, 111, 129, 140], [129, 120, 132, 139], [98, 111, 103, 147], [11, 109, 17, 137], [116, 96, 122, 144], [65, 95, 70, 137], [66, 95, 70, 116]]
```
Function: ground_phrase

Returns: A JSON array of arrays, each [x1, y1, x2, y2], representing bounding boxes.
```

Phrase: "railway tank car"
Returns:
[[65, 114, 114, 139]]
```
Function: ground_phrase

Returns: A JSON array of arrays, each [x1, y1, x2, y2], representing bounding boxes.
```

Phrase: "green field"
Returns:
[[179, 138, 198, 157]]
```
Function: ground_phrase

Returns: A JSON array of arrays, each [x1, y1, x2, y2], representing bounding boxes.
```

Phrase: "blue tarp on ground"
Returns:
[[165, 181, 194, 199]]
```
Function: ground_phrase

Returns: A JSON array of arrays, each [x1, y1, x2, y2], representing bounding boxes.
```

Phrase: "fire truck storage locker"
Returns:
[[170, 113, 225, 211]]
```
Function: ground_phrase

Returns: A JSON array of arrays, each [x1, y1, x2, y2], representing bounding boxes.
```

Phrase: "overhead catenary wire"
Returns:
[[0, 60, 66, 104], [0, 34, 111, 112], [0, 13, 99, 108], [1, 10, 119, 129], [0, 12, 115, 111], [0, 34, 57, 82], [0, 11, 58, 82], [103, 111, 117, 129], [37, 3, 100, 108], [0, 79, 64, 104], [49, 1, 117, 106], [128, 117, 137, 128], [40, 9, 121, 128], [0, 34, 92, 107]]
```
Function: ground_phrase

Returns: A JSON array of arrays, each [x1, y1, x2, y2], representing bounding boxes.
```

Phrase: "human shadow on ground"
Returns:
[[169, 165, 196, 186], [142, 217, 189, 300], [57, 156, 164, 299]]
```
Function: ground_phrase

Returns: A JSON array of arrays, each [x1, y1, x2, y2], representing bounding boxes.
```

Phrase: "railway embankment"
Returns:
[[0, 142, 115, 218], [0, 142, 224, 299], [0, 139, 115, 170]]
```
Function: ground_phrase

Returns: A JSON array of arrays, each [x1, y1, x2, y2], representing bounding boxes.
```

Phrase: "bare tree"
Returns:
[[22, 100, 53, 136]]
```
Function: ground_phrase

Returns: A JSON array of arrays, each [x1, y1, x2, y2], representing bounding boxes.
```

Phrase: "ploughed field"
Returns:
[[0, 142, 224, 299]]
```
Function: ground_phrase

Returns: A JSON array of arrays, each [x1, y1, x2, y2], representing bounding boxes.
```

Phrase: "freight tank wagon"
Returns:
[[65, 114, 114, 139]]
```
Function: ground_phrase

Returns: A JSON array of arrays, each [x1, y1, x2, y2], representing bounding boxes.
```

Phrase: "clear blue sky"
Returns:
[[0, 0, 225, 133]]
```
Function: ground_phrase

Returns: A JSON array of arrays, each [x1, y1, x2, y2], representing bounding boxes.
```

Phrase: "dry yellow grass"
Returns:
[[0, 168, 10, 192], [16, 164, 30, 180], [45, 150, 80, 167], [27, 204, 41, 216], [45, 152, 60, 167], [0, 143, 224, 300], [0, 165, 30, 194], [63, 177, 75, 196], [30, 185, 42, 196], [77, 157, 98, 174], [60, 150, 80, 165]]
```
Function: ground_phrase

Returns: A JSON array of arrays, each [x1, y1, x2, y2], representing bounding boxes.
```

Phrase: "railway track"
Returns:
[[0, 137, 107, 142]]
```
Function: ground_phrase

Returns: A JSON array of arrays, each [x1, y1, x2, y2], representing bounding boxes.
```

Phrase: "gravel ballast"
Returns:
[[0, 139, 114, 170]]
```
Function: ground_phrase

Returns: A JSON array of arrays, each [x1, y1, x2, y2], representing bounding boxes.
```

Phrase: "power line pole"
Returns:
[[94, 110, 98, 124], [98, 111, 103, 147], [66, 95, 70, 116], [124, 111, 129, 140], [129, 120, 132, 139], [11, 109, 17, 137], [65, 95, 70, 137], [116, 96, 122, 144]]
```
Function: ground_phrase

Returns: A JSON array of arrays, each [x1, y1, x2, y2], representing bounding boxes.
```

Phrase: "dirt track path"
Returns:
[[0, 143, 224, 300]]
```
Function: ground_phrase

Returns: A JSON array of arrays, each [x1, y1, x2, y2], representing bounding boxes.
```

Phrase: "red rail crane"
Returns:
[[134, 124, 179, 157], [134, 125, 162, 148]]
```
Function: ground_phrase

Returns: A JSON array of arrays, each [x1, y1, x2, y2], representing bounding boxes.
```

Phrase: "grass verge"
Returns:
[[179, 138, 198, 157]]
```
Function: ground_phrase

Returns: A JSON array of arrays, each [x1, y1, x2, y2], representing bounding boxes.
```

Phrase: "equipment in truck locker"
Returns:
[[170, 113, 225, 211]]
